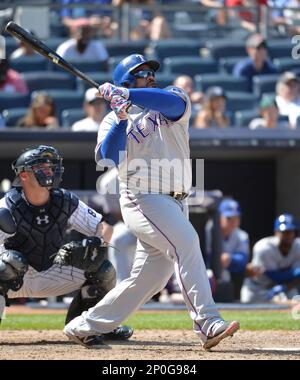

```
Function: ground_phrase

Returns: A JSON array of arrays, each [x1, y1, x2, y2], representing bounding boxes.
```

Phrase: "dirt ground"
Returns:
[[1, 329, 300, 360], [1, 306, 300, 360]]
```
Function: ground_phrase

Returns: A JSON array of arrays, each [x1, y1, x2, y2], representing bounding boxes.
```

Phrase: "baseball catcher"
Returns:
[[0, 145, 133, 346]]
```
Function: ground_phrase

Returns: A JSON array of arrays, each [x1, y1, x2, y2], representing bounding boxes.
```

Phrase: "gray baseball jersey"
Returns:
[[96, 86, 192, 195], [241, 236, 300, 302], [206, 223, 249, 260], [223, 229, 249, 257]]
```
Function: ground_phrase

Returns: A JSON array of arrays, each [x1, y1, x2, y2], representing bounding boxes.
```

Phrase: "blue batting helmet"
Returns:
[[274, 213, 298, 232], [113, 54, 160, 87]]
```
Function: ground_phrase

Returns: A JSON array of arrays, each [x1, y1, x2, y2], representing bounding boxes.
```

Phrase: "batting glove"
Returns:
[[98, 82, 129, 102], [110, 95, 131, 120]]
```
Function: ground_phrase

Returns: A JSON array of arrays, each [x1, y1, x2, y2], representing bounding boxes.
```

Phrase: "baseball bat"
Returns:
[[5, 21, 100, 90]]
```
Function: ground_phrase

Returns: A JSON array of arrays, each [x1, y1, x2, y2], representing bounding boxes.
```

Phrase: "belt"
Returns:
[[169, 192, 188, 201]]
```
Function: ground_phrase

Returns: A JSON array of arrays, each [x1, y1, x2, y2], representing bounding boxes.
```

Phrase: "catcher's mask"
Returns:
[[11, 145, 64, 188]]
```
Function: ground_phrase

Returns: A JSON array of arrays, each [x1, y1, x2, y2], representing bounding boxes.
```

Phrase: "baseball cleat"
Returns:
[[64, 327, 111, 349], [203, 321, 240, 351], [103, 325, 134, 341]]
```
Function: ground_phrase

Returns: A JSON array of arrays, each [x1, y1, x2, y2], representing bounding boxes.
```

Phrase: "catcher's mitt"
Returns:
[[54, 237, 107, 272]]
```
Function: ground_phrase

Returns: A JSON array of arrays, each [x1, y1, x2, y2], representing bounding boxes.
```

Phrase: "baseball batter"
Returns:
[[64, 54, 239, 350]]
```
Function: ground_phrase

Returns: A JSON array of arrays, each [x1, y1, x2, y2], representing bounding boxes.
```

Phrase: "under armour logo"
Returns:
[[36, 215, 50, 225]]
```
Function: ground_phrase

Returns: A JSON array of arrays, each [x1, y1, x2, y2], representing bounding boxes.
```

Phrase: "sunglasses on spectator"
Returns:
[[133, 70, 156, 79]]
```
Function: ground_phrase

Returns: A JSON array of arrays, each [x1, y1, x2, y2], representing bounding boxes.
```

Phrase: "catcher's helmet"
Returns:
[[12, 145, 64, 188], [274, 213, 298, 232], [113, 54, 160, 87]]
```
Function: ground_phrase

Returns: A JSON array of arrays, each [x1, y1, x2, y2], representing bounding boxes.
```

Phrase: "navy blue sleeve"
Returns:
[[233, 59, 253, 90], [266, 59, 279, 74], [228, 252, 248, 273], [128, 88, 186, 121], [265, 269, 299, 284], [100, 120, 128, 165]]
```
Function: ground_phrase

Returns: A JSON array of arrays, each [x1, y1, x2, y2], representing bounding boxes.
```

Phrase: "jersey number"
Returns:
[[88, 209, 97, 218]]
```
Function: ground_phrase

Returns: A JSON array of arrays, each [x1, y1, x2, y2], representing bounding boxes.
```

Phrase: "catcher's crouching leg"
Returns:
[[65, 259, 133, 341]]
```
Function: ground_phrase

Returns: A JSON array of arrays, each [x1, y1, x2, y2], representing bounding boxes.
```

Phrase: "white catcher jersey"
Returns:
[[96, 86, 192, 195], [0, 194, 104, 253]]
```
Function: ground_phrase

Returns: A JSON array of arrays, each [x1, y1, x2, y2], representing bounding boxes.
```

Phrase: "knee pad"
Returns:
[[82, 259, 116, 300], [65, 260, 116, 324], [0, 250, 28, 292]]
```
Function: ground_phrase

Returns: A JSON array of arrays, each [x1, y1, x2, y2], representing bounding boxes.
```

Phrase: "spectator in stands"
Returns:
[[10, 33, 38, 60], [206, 198, 250, 301], [233, 33, 278, 91], [17, 92, 59, 129], [226, 0, 266, 32], [0, 59, 29, 94], [72, 88, 107, 131], [193, 86, 230, 128], [61, 0, 117, 39], [268, 0, 300, 36], [173, 75, 204, 114], [268, 0, 289, 34], [199, 0, 227, 26], [56, 20, 109, 68], [249, 94, 291, 129], [241, 213, 300, 303], [113, 0, 172, 40], [275, 72, 300, 128], [283, 0, 300, 34]]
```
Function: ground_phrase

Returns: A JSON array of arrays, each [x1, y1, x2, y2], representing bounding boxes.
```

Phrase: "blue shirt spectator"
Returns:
[[233, 33, 278, 91]]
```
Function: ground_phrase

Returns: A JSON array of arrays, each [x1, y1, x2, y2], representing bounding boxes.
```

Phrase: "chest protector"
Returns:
[[4, 188, 79, 272]]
